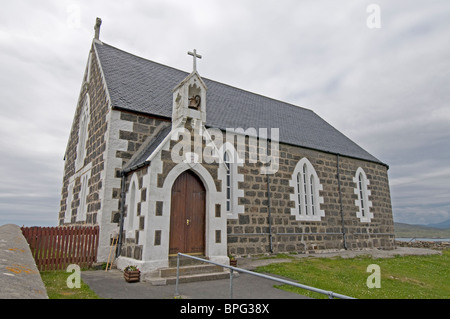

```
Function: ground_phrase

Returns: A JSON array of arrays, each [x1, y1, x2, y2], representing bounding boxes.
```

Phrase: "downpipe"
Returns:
[[267, 174, 273, 254], [336, 154, 348, 250], [116, 171, 127, 257]]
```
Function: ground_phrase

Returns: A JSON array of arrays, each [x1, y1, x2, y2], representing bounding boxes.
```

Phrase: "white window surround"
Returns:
[[64, 183, 74, 223], [77, 170, 91, 222], [125, 173, 140, 238], [218, 142, 244, 219], [85, 52, 92, 84], [224, 152, 232, 213], [289, 158, 325, 221], [353, 167, 373, 223], [75, 94, 90, 172]]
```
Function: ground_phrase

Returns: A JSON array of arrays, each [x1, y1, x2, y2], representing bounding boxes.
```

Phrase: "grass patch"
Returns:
[[40, 270, 101, 299], [255, 250, 450, 299]]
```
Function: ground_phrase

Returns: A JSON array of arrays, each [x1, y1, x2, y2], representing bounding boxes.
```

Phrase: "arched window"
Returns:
[[353, 167, 373, 222], [125, 174, 140, 237], [75, 94, 90, 171], [128, 181, 136, 230], [302, 164, 309, 215], [290, 158, 325, 221], [296, 172, 302, 214], [224, 152, 232, 212], [358, 173, 366, 217], [77, 172, 90, 222], [218, 142, 244, 219], [65, 183, 74, 223], [310, 174, 315, 216]]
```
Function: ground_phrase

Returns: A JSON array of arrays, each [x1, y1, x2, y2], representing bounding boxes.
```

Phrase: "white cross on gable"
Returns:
[[187, 49, 202, 72]]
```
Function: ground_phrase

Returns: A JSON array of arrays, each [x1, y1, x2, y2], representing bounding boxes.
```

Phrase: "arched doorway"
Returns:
[[169, 170, 206, 255]]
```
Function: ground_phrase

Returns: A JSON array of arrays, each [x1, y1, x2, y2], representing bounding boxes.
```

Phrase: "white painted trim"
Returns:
[[353, 167, 373, 223], [289, 158, 325, 221], [75, 94, 90, 172], [135, 149, 228, 271], [217, 142, 244, 219], [64, 162, 92, 224], [64, 182, 74, 223], [124, 173, 140, 238], [76, 169, 91, 222], [92, 40, 113, 109], [96, 110, 132, 261]]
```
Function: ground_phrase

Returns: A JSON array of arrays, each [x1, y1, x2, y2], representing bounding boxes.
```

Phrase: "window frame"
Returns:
[[76, 170, 91, 222], [218, 142, 245, 219], [290, 158, 325, 221], [125, 173, 140, 238], [75, 94, 90, 171], [64, 182, 74, 223], [353, 167, 373, 222], [224, 152, 232, 213]]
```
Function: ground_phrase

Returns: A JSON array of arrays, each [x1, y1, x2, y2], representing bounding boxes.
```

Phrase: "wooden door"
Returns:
[[169, 170, 206, 255]]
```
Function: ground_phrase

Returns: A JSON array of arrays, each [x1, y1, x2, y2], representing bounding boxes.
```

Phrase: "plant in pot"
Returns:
[[123, 265, 140, 283], [229, 255, 237, 267]]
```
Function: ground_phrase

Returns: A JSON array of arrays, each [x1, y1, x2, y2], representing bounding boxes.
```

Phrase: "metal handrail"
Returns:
[[175, 253, 355, 299]]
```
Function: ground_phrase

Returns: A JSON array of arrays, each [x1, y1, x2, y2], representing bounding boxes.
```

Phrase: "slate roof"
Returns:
[[122, 124, 171, 172], [95, 41, 385, 166]]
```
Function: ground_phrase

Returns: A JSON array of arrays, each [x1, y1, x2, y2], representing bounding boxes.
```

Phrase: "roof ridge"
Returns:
[[97, 41, 314, 114], [97, 41, 189, 77], [95, 41, 386, 166]]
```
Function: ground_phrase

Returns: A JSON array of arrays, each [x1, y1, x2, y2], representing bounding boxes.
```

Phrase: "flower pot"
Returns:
[[230, 259, 237, 267], [124, 270, 140, 283]]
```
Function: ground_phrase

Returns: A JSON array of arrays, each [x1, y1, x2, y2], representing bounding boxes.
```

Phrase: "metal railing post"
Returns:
[[173, 253, 355, 299], [229, 268, 234, 299], [175, 253, 180, 297]]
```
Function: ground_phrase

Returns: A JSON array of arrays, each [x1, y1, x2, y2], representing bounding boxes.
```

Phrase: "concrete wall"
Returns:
[[0, 224, 48, 299]]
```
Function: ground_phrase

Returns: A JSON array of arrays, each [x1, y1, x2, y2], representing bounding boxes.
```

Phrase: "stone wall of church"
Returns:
[[118, 118, 229, 266], [119, 166, 148, 261], [110, 111, 171, 224], [59, 44, 170, 233], [59, 46, 109, 225], [227, 143, 395, 256]]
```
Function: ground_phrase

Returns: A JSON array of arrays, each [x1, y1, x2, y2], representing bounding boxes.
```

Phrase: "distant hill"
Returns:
[[424, 219, 450, 229], [394, 222, 450, 238]]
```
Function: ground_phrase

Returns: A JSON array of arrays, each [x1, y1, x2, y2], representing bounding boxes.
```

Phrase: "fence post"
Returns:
[[20, 226, 99, 271]]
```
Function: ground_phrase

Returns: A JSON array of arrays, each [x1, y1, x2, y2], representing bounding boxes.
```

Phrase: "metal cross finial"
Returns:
[[188, 49, 202, 72]]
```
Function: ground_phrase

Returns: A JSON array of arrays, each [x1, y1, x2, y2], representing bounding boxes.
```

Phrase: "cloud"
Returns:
[[0, 0, 449, 227]]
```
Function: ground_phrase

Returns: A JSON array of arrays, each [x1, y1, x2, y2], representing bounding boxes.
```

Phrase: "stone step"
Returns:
[[168, 255, 209, 267], [160, 264, 224, 278], [147, 260, 239, 286], [166, 271, 232, 285], [154, 270, 235, 286]]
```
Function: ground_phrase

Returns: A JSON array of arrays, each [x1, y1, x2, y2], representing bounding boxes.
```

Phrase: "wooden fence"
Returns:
[[21, 226, 99, 271]]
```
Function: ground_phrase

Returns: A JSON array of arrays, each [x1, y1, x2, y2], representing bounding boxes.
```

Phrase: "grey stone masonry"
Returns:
[[227, 143, 394, 256], [59, 44, 110, 226]]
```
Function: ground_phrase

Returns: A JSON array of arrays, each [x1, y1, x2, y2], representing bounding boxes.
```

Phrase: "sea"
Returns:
[[396, 238, 450, 242]]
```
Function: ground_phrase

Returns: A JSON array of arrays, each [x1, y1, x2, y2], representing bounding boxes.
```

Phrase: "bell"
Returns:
[[188, 95, 201, 109]]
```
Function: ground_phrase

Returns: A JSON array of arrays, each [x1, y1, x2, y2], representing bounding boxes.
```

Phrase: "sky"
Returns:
[[0, 0, 449, 227]]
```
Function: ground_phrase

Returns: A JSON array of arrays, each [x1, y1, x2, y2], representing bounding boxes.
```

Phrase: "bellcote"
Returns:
[[172, 50, 207, 129]]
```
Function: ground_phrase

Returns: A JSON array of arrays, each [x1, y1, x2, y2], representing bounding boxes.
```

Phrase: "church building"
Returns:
[[59, 19, 395, 276]]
